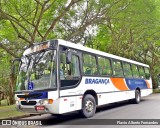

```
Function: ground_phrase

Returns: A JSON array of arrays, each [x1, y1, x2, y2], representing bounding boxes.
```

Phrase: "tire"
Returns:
[[133, 90, 141, 104], [81, 94, 96, 118]]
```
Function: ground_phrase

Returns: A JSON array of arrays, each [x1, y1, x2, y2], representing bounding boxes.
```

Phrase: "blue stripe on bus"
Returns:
[[125, 78, 148, 90], [28, 92, 48, 100]]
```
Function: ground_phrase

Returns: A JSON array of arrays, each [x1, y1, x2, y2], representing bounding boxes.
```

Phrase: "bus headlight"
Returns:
[[39, 99, 53, 105]]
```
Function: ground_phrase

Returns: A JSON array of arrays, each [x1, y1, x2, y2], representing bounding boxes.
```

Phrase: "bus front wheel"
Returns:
[[81, 94, 96, 118]]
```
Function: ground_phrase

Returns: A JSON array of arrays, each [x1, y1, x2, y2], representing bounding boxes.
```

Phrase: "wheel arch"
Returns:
[[83, 90, 98, 105], [136, 87, 141, 95]]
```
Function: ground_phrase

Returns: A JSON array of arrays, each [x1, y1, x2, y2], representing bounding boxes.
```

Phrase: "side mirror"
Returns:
[[66, 50, 72, 64]]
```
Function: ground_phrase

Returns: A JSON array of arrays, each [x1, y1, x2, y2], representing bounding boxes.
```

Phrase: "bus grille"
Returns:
[[21, 101, 37, 105]]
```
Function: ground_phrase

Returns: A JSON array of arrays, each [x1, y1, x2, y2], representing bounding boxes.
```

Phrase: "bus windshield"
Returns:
[[16, 50, 56, 91]]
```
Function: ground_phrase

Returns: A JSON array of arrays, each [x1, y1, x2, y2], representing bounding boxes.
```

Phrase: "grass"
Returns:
[[0, 99, 8, 106], [0, 100, 30, 119]]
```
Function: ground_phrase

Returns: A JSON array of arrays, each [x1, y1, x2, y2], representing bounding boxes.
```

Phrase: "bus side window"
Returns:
[[60, 52, 81, 88], [98, 57, 112, 76], [60, 53, 66, 79], [139, 66, 145, 79], [123, 62, 133, 78], [144, 67, 150, 79], [70, 55, 80, 78], [132, 64, 139, 78], [83, 53, 98, 75], [112, 60, 123, 77]]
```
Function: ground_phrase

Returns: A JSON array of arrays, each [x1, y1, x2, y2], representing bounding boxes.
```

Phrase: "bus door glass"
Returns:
[[59, 48, 81, 88]]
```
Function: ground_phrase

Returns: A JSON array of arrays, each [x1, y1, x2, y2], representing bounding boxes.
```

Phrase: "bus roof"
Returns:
[[58, 39, 149, 68], [23, 39, 149, 68]]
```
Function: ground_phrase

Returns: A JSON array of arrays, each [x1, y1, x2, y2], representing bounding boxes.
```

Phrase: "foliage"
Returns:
[[92, 0, 160, 87]]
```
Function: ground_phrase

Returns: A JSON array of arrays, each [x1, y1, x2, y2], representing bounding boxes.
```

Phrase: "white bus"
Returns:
[[14, 39, 152, 118]]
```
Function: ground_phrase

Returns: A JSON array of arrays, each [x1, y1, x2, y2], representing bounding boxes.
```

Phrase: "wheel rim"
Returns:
[[137, 92, 140, 102], [85, 100, 94, 113]]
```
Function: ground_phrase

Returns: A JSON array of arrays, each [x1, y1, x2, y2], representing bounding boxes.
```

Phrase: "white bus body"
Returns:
[[15, 39, 152, 118]]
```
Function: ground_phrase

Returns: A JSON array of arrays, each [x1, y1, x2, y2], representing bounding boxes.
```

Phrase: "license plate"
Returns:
[[35, 106, 45, 110]]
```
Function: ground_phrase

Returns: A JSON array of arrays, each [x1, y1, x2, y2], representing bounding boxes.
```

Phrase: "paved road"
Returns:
[[5, 93, 160, 128]]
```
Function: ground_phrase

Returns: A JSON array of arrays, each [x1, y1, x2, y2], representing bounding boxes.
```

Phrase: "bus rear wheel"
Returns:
[[132, 90, 141, 104], [81, 94, 96, 118]]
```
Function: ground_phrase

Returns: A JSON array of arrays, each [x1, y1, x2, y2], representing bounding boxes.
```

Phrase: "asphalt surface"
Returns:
[[2, 93, 160, 128]]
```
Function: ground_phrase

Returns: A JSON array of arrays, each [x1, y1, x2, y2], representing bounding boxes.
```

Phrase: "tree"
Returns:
[[92, 0, 160, 87], [0, 0, 124, 104], [0, 0, 160, 105]]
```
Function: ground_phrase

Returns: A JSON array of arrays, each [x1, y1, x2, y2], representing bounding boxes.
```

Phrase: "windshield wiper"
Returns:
[[33, 51, 45, 65]]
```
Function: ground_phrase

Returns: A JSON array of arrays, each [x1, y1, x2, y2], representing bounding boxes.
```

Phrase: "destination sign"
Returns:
[[23, 42, 49, 55]]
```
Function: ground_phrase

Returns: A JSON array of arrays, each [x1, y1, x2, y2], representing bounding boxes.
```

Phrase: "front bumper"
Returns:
[[16, 99, 59, 114], [16, 105, 50, 114], [16, 105, 39, 113]]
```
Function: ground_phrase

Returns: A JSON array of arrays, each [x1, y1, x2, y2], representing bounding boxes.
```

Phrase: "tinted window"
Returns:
[[139, 66, 145, 78], [132, 64, 139, 78], [144, 67, 150, 79], [112, 60, 123, 77], [123, 62, 132, 78], [98, 57, 112, 76], [83, 53, 98, 75]]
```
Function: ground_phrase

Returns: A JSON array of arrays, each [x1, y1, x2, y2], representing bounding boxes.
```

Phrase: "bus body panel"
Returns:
[[16, 77, 152, 114], [57, 77, 152, 114]]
